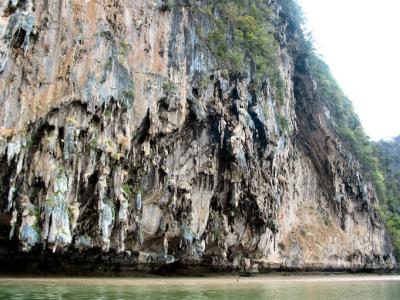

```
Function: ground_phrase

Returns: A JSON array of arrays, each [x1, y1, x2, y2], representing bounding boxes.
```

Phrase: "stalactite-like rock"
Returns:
[[0, 0, 396, 274]]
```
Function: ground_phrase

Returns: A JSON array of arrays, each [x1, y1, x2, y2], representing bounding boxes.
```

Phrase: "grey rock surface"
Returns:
[[0, 0, 395, 274]]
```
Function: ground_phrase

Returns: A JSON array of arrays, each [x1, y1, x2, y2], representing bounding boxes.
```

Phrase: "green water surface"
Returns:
[[0, 276, 399, 300]]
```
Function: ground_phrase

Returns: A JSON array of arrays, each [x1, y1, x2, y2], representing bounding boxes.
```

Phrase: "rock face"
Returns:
[[0, 0, 396, 274]]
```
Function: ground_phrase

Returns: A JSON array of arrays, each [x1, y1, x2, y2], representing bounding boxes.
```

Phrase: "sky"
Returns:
[[297, 0, 400, 141]]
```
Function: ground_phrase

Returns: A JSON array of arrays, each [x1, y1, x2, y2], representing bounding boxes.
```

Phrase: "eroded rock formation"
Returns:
[[0, 0, 396, 274]]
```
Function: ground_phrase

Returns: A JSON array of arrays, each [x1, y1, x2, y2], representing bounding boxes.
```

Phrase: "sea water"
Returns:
[[0, 275, 399, 300]]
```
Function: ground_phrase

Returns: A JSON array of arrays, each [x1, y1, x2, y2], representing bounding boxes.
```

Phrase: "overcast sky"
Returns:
[[297, 0, 400, 141]]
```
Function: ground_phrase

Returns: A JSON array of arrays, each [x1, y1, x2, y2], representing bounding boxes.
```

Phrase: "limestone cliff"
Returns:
[[0, 0, 396, 274]]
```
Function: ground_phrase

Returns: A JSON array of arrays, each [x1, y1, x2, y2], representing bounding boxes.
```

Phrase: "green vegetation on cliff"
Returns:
[[375, 137, 400, 258], [193, 0, 399, 260], [308, 54, 400, 259], [295, 9, 400, 260], [308, 56, 388, 206], [208, 0, 399, 259], [292, 9, 400, 259], [387, 214, 400, 259], [375, 137, 400, 212], [197, 0, 284, 99]]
